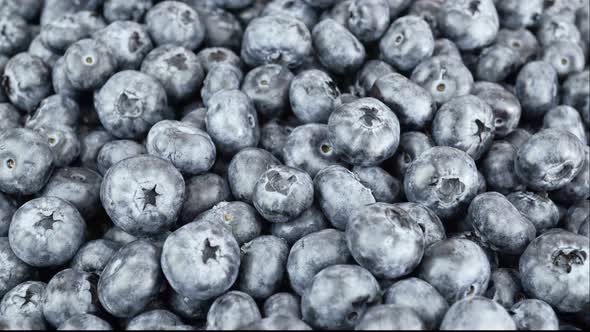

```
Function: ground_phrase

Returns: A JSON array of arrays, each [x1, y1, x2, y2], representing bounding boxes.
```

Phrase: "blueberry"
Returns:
[[71, 239, 121, 276], [94, 70, 169, 139], [206, 291, 261, 330], [64, 39, 116, 91], [168, 289, 211, 321], [145, 1, 205, 50], [408, 0, 442, 34], [28, 35, 59, 67], [42, 269, 100, 328], [319, 0, 352, 26], [270, 206, 328, 246], [510, 299, 559, 330], [519, 229, 589, 312], [40, 11, 105, 53], [472, 82, 521, 138], [206, 89, 260, 155], [260, 120, 292, 159], [0, 192, 15, 236], [563, 200, 590, 237], [484, 268, 524, 309], [354, 304, 425, 330], [241, 64, 293, 118], [33, 124, 81, 167], [263, 292, 301, 318], [261, 0, 318, 30], [480, 141, 525, 194], [0, 14, 31, 56], [393, 202, 446, 248], [301, 264, 380, 330], [0, 55, 8, 103], [507, 191, 560, 235], [352, 166, 401, 203], [79, 129, 114, 171], [384, 0, 413, 18], [537, 16, 581, 47], [372, 72, 436, 130], [40, 0, 103, 26], [314, 165, 376, 229], [9, 197, 86, 267], [0, 102, 20, 130], [312, 19, 365, 74], [347, 203, 424, 279], [195, 201, 262, 245], [161, 219, 240, 300], [102, 226, 140, 246], [103, 0, 153, 23], [238, 235, 289, 299], [58, 314, 112, 331], [39, 167, 102, 219], [25, 95, 80, 129], [213, 0, 254, 10], [390, 131, 433, 179], [302, 0, 336, 9], [0, 237, 34, 298], [411, 55, 474, 105], [199, 7, 243, 50], [346, 0, 390, 42], [196, 47, 241, 73], [244, 314, 312, 330], [562, 70, 590, 127], [380, 15, 434, 71], [476, 44, 520, 83], [543, 105, 587, 143], [0, 314, 46, 330], [0, 0, 43, 21], [384, 277, 449, 329], [96, 139, 146, 175], [181, 106, 207, 130], [433, 38, 462, 59], [495, 28, 540, 65], [180, 173, 231, 224], [289, 69, 340, 123], [542, 41, 585, 77], [126, 309, 188, 330], [440, 296, 516, 330], [516, 61, 559, 119], [227, 147, 280, 204], [94, 21, 154, 70], [52, 56, 82, 101], [495, 0, 543, 29], [354, 60, 395, 97], [0, 281, 46, 319], [437, 0, 499, 50], [286, 229, 352, 295], [2, 53, 51, 112], [515, 129, 585, 191], [101, 155, 185, 236], [241, 15, 312, 68], [504, 128, 532, 149], [200, 63, 243, 106]]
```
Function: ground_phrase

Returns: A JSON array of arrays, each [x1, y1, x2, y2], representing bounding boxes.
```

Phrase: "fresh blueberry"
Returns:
[[161, 219, 240, 300], [504, 128, 532, 149], [181, 106, 207, 131], [241, 64, 293, 118], [168, 289, 211, 321], [261, 0, 318, 30], [562, 70, 590, 127], [96, 139, 146, 175], [354, 60, 395, 97], [194, 201, 262, 245], [472, 82, 521, 138], [71, 239, 121, 276], [25, 95, 80, 129], [319, 0, 352, 26], [126, 309, 188, 330], [484, 268, 524, 309], [227, 147, 280, 204], [41, 11, 106, 53], [196, 47, 241, 73], [476, 44, 520, 83], [270, 206, 328, 246], [200, 63, 243, 106], [440, 296, 516, 330], [515, 61, 559, 119], [0, 281, 46, 320], [94, 21, 154, 70], [542, 41, 585, 77], [199, 6, 243, 50], [537, 16, 581, 47], [354, 304, 425, 330], [0, 192, 15, 236], [2, 53, 51, 112], [312, 19, 365, 75], [563, 200, 589, 237], [145, 1, 205, 50], [510, 299, 559, 330], [244, 314, 312, 330], [480, 141, 524, 194], [58, 314, 112, 331], [393, 202, 446, 248], [103, 0, 153, 23], [495, 28, 540, 65], [0, 237, 34, 298], [206, 291, 261, 330], [495, 0, 543, 29], [79, 129, 114, 171], [33, 124, 80, 167], [0, 0, 43, 21], [380, 15, 434, 71], [0, 314, 46, 330], [408, 0, 442, 35], [64, 39, 116, 91], [390, 131, 433, 179], [0, 102, 20, 130], [543, 105, 587, 143], [507, 191, 560, 235], [411, 55, 474, 105], [437, 0, 499, 50], [549, 146, 588, 205], [346, 0, 390, 43], [263, 292, 301, 318], [289, 69, 340, 123], [352, 166, 401, 203], [0, 14, 31, 56], [52, 56, 82, 101], [28, 35, 59, 67], [40, 0, 103, 26], [433, 38, 462, 59], [260, 120, 292, 159], [180, 173, 231, 224]]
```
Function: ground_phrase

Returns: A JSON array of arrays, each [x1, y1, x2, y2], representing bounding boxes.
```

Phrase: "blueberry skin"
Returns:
[[515, 129, 585, 191], [563, 201, 590, 238], [0, 192, 15, 236], [484, 268, 524, 309], [353, 166, 401, 204], [0, 103, 20, 130], [510, 299, 559, 330], [42, 269, 100, 328], [94, 21, 154, 70], [39, 0, 103, 26], [384, 277, 449, 330], [507, 191, 560, 235], [98, 240, 162, 318], [58, 314, 112, 331], [495, 0, 543, 29], [161, 219, 240, 301], [244, 314, 312, 330], [0, 281, 46, 319], [200, 63, 243, 106], [126, 309, 187, 330], [543, 105, 587, 143], [2, 53, 51, 112], [495, 28, 540, 65], [181, 106, 207, 131], [145, 1, 205, 50], [238, 235, 289, 299], [100, 155, 185, 236], [0, 238, 34, 298], [287, 229, 352, 295], [253, 165, 314, 223], [195, 201, 262, 246], [270, 206, 328, 246], [33, 124, 81, 167], [39, 167, 103, 219], [146, 120, 215, 175], [28, 35, 59, 67], [437, 0, 499, 50], [519, 229, 589, 312], [95, 70, 169, 139], [320, 0, 352, 26], [543, 41, 585, 77], [40, 11, 105, 53], [505, 128, 532, 149], [0, 314, 46, 330], [96, 139, 146, 175], [261, 0, 318, 30], [141, 45, 204, 103], [347, 203, 424, 279], [380, 15, 434, 71], [168, 289, 211, 321], [263, 292, 301, 318], [433, 38, 462, 59], [196, 47, 242, 73], [303, 0, 336, 8], [393, 202, 446, 248], [354, 60, 395, 97], [52, 56, 81, 101], [328, 97, 400, 166], [241, 64, 293, 118], [562, 70, 590, 127], [260, 120, 292, 159], [476, 45, 520, 83], [301, 264, 380, 330], [408, 0, 442, 35], [440, 296, 516, 330], [213, 0, 253, 10], [180, 173, 231, 224], [71, 239, 120, 276], [432, 95, 495, 161], [195, 7, 242, 51], [241, 15, 312, 68], [206, 291, 261, 330], [347, 0, 390, 42], [404, 147, 479, 220], [516, 61, 559, 119], [481, 141, 524, 194], [472, 82, 521, 138], [227, 147, 280, 204], [537, 17, 581, 47], [411, 55, 474, 105], [103, 0, 153, 23], [64, 39, 116, 91], [391, 131, 433, 179], [468, 192, 536, 255], [289, 69, 340, 123], [0, 0, 42, 20], [25, 95, 80, 129], [312, 19, 365, 75], [80, 129, 114, 171], [372, 72, 436, 130], [314, 165, 376, 230], [418, 238, 491, 303], [354, 304, 425, 330]]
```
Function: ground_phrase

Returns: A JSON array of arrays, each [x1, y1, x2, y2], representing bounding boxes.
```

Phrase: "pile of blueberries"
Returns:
[[0, 0, 589, 330]]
